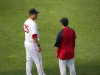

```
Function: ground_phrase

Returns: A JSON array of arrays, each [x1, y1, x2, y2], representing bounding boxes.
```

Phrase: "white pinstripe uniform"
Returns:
[[24, 19, 45, 75]]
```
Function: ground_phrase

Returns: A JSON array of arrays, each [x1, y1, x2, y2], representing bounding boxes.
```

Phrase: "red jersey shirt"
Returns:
[[54, 27, 76, 60]]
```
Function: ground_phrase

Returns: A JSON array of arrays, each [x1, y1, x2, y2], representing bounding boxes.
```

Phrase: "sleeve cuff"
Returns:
[[32, 34, 37, 38]]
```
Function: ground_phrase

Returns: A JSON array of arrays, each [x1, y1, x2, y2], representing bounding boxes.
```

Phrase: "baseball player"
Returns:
[[54, 18, 76, 75], [24, 8, 45, 75]]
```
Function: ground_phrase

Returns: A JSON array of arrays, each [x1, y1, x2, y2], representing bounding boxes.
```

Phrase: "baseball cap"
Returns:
[[29, 8, 39, 14], [60, 18, 69, 26]]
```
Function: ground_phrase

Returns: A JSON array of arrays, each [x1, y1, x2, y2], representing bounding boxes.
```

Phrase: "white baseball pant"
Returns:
[[59, 58, 76, 75], [24, 40, 45, 75]]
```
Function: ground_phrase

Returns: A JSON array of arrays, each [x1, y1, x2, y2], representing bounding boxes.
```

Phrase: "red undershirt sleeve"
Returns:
[[32, 34, 37, 38]]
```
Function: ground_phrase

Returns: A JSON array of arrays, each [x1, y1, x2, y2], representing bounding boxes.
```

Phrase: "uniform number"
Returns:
[[24, 24, 29, 33]]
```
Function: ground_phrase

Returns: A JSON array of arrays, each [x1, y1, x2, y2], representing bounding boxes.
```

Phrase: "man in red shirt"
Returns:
[[54, 18, 76, 75]]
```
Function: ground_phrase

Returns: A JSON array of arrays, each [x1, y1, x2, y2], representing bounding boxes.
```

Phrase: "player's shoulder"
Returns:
[[26, 19, 34, 23], [58, 29, 64, 36], [68, 27, 75, 32], [25, 19, 37, 25]]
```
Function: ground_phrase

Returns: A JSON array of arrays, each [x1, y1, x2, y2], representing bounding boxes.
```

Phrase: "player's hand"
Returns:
[[38, 47, 41, 52], [56, 53, 58, 57], [56, 47, 59, 57]]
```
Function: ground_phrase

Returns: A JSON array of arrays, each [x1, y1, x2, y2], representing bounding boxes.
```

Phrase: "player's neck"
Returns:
[[29, 17, 35, 20], [62, 25, 67, 29]]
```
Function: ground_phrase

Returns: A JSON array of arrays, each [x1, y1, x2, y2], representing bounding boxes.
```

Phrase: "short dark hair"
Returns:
[[60, 18, 69, 26]]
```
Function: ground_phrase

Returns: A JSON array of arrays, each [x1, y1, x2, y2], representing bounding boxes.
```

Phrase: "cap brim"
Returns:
[[35, 12, 39, 14], [60, 19, 62, 22]]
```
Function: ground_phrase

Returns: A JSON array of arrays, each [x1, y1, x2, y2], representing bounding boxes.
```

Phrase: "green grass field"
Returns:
[[0, 0, 100, 75]]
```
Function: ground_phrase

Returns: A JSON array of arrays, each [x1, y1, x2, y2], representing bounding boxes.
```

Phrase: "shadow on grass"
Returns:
[[0, 70, 26, 75], [75, 60, 100, 75], [0, 66, 60, 75], [0, 60, 100, 75]]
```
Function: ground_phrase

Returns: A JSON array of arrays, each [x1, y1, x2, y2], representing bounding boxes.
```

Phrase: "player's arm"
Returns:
[[32, 34, 41, 52], [31, 22, 41, 52], [54, 30, 63, 48], [54, 30, 63, 56]]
